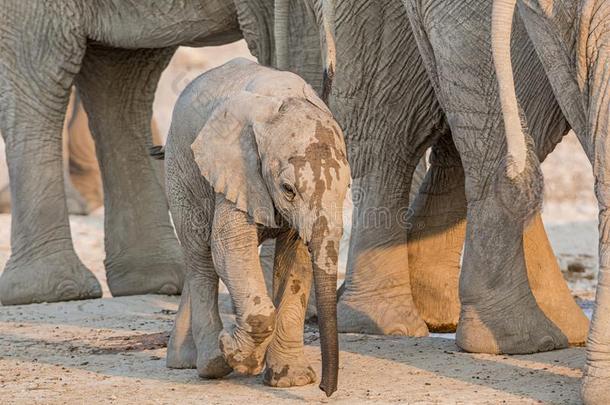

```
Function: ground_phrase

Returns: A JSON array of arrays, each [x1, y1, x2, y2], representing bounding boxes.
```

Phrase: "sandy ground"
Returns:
[[0, 44, 602, 403]]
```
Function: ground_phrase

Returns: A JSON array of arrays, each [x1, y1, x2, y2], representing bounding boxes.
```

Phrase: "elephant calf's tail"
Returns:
[[149, 145, 166, 160]]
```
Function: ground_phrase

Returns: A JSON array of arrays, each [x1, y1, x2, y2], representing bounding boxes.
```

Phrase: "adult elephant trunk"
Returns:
[[273, 0, 336, 103], [491, 0, 527, 179], [308, 215, 340, 396]]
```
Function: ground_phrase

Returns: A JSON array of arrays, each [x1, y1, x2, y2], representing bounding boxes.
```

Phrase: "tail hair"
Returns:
[[149, 145, 165, 160]]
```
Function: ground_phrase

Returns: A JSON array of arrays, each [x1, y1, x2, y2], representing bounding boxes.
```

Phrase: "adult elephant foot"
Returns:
[[408, 141, 467, 332], [524, 213, 589, 345], [337, 294, 428, 336], [582, 375, 610, 405], [456, 293, 568, 354], [105, 240, 185, 297], [0, 251, 102, 305], [456, 194, 568, 354], [337, 247, 429, 336]]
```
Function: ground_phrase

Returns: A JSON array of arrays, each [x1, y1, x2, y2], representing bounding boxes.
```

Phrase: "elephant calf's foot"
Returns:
[[0, 251, 102, 305], [166, 332, 197, 369], [264, 351, 316, 388], [456, 295, 568, 354], [105, 243, 185, 297], [218, 328, 273, 375], [337, 289, 429, 336]]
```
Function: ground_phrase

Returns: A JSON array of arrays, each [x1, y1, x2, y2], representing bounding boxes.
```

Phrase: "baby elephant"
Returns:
[[161, 58, 350, 396]]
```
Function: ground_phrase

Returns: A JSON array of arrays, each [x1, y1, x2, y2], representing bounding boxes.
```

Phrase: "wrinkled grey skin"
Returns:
[[491, 0, 610, 402], [323, 0, 589, 351], [163, 59, 349, 396], [0, 0, 328, 305], [0, 90, 162, 216]]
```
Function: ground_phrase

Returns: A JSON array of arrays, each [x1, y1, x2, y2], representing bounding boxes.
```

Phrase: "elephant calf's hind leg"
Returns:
[[264, 233, 316, 388]]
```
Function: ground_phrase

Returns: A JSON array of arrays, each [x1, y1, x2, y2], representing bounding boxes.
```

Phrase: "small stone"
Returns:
[[567, 262, 586, 273]]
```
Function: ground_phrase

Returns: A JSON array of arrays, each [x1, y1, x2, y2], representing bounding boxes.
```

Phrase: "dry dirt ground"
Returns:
[[0, 44, 602, 404]]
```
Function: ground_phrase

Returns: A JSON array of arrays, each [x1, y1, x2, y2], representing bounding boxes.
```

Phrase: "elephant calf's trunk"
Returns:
[[313, 265, 338, 396], [309, 219, 340, 396]]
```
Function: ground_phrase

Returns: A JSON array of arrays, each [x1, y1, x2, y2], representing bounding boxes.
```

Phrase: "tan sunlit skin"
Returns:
[[162, 59, 348, 396]]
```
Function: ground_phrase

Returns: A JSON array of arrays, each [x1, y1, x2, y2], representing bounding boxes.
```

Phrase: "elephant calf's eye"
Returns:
[[281, 183, 297, 202]]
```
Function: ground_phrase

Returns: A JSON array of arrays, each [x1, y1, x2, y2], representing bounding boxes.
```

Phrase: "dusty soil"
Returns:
[[0, 294, 586, 404], [0, 44, 601, 403]]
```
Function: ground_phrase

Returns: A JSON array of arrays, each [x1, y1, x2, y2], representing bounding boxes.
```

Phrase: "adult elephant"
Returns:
[[491, 0, 609, 402], [0, 0, 332, 305], [326, 0, 589, 350]]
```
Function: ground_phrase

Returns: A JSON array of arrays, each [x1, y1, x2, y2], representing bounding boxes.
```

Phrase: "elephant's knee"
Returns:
[[245, 307, 276, 344]]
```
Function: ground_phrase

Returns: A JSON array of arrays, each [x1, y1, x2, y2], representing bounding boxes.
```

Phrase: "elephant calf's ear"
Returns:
[[303, 84, 332, 115], [191, 95, 278, 228]]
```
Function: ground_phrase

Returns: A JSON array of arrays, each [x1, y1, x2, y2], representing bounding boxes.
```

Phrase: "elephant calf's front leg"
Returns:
[[211, 196, 276, 375], [264, 232, 316, 388]]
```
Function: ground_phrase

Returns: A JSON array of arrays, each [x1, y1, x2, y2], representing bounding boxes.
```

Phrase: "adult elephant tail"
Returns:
[[274, 0, 290, 70], [491, 0, 526, 180], [320, 0, 336, 103]]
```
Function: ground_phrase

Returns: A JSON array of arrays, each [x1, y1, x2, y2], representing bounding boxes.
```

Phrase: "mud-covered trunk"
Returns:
[[309, 217, 340, 396]]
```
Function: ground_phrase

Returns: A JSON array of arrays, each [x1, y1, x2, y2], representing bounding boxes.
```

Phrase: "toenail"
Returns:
[[538, 336, 555, 351], [158, 283, 178, 295]]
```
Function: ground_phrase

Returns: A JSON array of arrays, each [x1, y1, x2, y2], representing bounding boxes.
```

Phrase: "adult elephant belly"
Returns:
[[87, 0, 243, 49]]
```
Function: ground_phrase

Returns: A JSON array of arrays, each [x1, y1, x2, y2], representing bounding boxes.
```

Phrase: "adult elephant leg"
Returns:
[[583, 162, 610, 403], [338, 167, 428, 336], [264, 232, 316, 388], [580, 8, 610, 402], [405, 0, 566, 354], [66, 91, 103, 212], [0, 185, 10, 213], [333, 0, 443, 337], [75, 46, 185, 297], [409, 138, 587, 338], [0, 20, 101, 304], [523, 213, 589, 345], [62, 107, 90, 216], [408, 133, 466, 332]]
